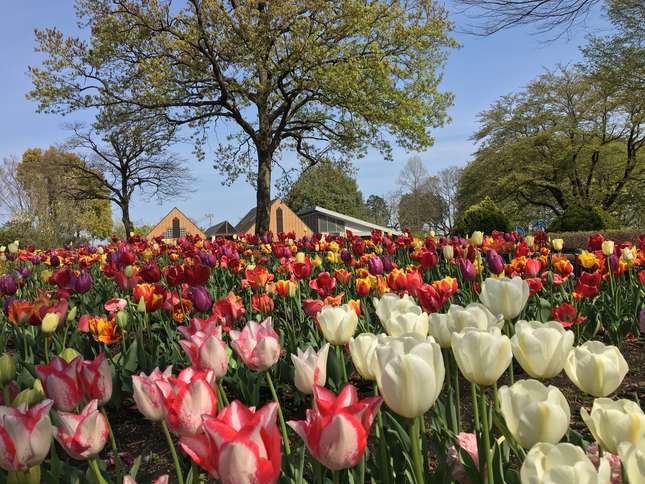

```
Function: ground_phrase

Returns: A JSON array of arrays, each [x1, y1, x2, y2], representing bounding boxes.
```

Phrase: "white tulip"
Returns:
[[479, 276, 529, 320], [290, 344, 330, 395], [551, 239, 564, 251], [374, 334, 444, 418], [498, 379, 570, 449], [442, 244, 454, 260], [447, 303, 503, 333], [470, 231, 483, 246], [511, 321, 574, 379], [618, 440, 645, 484], [349, 333, 381, 381], [520, 443, 610, 484], [382, 307, 429, 337], [564, 341, 629, 397], [317, 304, 359, 345], [428, 312, 452, 348], [451, 327, 512, 386], [372, 293, 418, 325], [581, 398, 645, 454], [601, 241, 614, 257]]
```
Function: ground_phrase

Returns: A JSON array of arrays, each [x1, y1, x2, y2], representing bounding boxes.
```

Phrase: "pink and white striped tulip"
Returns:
[[55, 399, 109, 460], [0, 399, 54, 471], [132, 366, 173, 421], [288, 384, 382, 471], [291, 343, 330, 395], [230, 318, 281, 371], [156, 368, 218, 436], [35, 356, 82, 411], [78, 352, 113, 405], [180, 327, 228, 379]]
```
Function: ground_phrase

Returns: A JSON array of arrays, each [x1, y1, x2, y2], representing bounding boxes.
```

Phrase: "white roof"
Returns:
[[303, 205, 402, 236]]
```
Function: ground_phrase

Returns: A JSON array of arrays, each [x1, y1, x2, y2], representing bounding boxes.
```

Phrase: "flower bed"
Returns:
[[0, 229, 643, 483]]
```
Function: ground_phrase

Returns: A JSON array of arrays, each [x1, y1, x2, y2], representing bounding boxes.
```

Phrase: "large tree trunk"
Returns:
[[121, 200, 134, 237], [255, 149, 272, 235]]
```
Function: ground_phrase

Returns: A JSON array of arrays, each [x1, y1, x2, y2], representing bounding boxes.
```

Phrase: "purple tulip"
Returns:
[[367, 256, 384, 276], [486, 249, 505, 275], [49, 255, 60, 267], [191, 286, 212, 313], [341, 249, 352, 265], [74, 271, 93, 293], [608, 254, 619, 273], [31, 255, 42, 265], [381, 255, 393, 273], [15, 267, 32, 280], [0, 275, 17, 296], [459, 258, 476, 281], [3, 297, 15, 315]]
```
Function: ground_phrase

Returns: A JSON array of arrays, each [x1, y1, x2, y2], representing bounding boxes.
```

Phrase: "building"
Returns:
[[146, 207, 205, 240], [298, 205, 401, 237], [236, 199, 311, 238], [204, 220, 237, 238]]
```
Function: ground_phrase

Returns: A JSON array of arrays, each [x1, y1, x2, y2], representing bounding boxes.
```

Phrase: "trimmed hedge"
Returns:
[[548, 204, 619, 232], [549, 229, 643, 251], [453, 197, 511, 236]]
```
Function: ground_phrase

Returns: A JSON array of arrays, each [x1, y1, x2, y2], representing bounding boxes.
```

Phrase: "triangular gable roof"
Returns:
[[146, 207, 205, 239], [297, 205, 402, 235], [205, 220, 237, 237]]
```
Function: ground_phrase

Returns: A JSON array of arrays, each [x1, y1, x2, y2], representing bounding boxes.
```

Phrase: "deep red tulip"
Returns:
[[184, 264, 211, 287], [574, 271, 602, 299], [309, 272, 337, 298]]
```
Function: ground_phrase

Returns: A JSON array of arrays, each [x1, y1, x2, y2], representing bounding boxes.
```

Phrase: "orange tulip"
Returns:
[[334, 268, 352, 286], [355, 277, 371, 297], [133, 283, 165, 312]]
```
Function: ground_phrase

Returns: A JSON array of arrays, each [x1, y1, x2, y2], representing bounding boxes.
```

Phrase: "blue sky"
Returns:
[[0, 2, 612, 229]]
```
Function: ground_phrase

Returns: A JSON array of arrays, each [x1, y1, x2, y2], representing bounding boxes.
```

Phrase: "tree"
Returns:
[[16, 147, 112, 245], [398, 189, 444, 233], [284, 163, 368, 219], [398, 156, 430, 194], [65, 110, 194, 235], [365, 195, 390, 226], [0, 156, 32, 222], [29, 0, 456, 235], [433, 166, 462, 232]]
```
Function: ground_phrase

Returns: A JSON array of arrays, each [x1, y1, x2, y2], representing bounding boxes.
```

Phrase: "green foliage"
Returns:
[[453, 197, 510, 235], [285, 163, 369, 219], [549, 205, 618, 232], [398, 189, 444, 232], [0, 220, 36, 248], [365, 194, 390, 226]]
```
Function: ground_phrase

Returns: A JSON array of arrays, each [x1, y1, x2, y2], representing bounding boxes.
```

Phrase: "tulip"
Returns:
[[41, 313, 60, 333], [470, 231, 483, 246], [459, 258, 476, 281], [618, 440, 645, 484], [498, 379, 570, 449], [367, 256, 384, 275], [78, 352, 113, 405], [0, 275, 17, 296], [479, 276, 529, 320], [585, 443, 622, 484], [132, 283, 165, 313], [373, 293, 418, 326], [520, 442, 610, 484], [447, 302, 503, 333], [317, 304, 358, 345], [486, 249, 505, 275], [525, 235, 535, 248], [428, 313, 452, 348], [181, 400, 281, 483], [180, 328, 228, 379], [601, 240, 614, 256], [230, 318, 281, 371], [581, 398, 645, 454], [349, 333, 381, 380], [374, 334, 444, 418], [73, 271, 93, 293], [382, 306, 429, 337], [0, 400, 54, 471], [564, 341, 628, 397], [35, 356, 82, 411], [442, 244, 454, 260], [55, 400, 109, 460], [0, 353, 16, 386], [191, 286, 212, 313], [551, 238, 564, 251], [291, 344, 330, 394], [156, 368, 218, 436], [511, 321, 574, 379], [212, 292, 246, 331], [524, 258, 541, 277], [288, 384, 382, 470], [451, 327, 512, 386], [132, 367, 173, 421], [104, 298, 127, 313]]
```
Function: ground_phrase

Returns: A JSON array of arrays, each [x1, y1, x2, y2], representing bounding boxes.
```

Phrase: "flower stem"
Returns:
[[265, 371, 291, 456], [479, 388, 495, 484], [374, 384, 392, 484], [332, 470, 340, 484], [88, 458, 108, 484], [161, 420, 185, 484], [471, 383, 480, 434], [43, 336, 49, 363], [100, 407, 124, 480], [408, 417, 425, 484], [337, 345, 348, 386]]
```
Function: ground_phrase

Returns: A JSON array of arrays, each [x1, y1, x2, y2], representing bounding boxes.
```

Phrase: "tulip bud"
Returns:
[[124, 264, 135, 278], [0, 353, 16, 386], [66, 306, 77, 322], [551, 238, 564, 251], [498, 379, 570, 449], [116, 310, 128, 329], [12, 387, 44, 407], [291, 344, 330, 395], [59, 348, 81, 363], [442, 244, 454, 260], [137, 296, 147, 313], [349, 333, 381, 380], [41, 313, 60, 333], [470, 231, 483, 246]]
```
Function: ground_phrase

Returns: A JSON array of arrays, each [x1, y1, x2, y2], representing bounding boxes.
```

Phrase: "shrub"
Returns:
[[453, 197, 511, 236], [549, 229, 642, 251], [549, 205, 618, 232]]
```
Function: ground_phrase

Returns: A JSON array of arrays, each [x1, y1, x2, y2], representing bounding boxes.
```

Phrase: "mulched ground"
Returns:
[[108, 337, 644, 482]]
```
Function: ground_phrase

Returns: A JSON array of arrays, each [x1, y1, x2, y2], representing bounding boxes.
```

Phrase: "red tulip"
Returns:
[[552, 302, 587, 328], [0, 399, 54, 470], [164, 265, 185, 287], [404, 270, 423, 297], [251, 293, 275, 314], [184, 264, 211, 287], [526, 277, 543, 296], [288, 384, 382, 471], [36, 356, 82, 411], [524, 258, 541, 278], [230, 318, 281, 371], [416, 283, 446, 313], [55, 400, 109, 460], [139, 261, 162, 283], [180, 327, 229, 379], [212, 292, 246, 331], [293, 257, 312, 279], [180, 400, 282, 483], [309, 272, 337, 298], [132, 283, 165, 312], [574, 271, 602, 299], [78, 352, 113, 405], [156, 368, 218, 436]]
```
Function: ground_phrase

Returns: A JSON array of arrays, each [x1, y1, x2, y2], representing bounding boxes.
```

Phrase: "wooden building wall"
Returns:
[[146, 207, 205, 240], [244, 200, 311, 238]]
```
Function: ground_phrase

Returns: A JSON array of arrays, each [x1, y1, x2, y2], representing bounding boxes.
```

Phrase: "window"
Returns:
[[276, 208, 284, 233], [172, 217, 181, 238], [164, 228, 173, 238]]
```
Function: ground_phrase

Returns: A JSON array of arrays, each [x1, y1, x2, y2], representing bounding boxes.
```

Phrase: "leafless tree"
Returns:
[[397, 156, 430, 194], [434, 166, 463, 232], [65, 113, 194, 235], [0, 156, 32, 222]]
